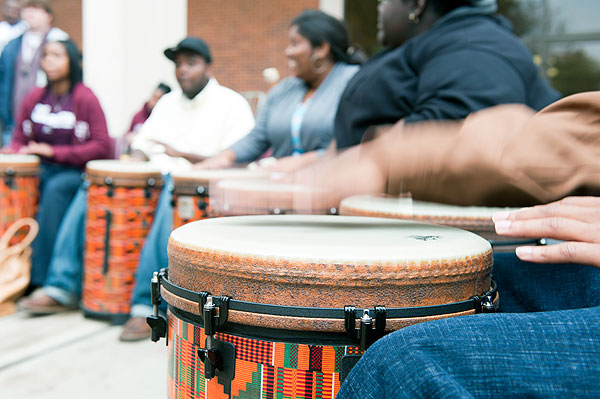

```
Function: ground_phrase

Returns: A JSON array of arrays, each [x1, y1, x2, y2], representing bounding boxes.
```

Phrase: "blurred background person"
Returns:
[[196, 9, 361, 170], [0, 39, 111, 290], [0, 0, 27, 55], [334, 0, 560, 150], [0, 0, 68, 146], [114, 82, 171, 157]]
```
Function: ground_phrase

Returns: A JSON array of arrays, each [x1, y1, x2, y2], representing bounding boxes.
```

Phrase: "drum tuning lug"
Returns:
[[198, 347, 221, 379], [359, 310, 373, 351], [202, 295, 230, 336], [147, 314, 168, 343], [480, 294, 497, 313]]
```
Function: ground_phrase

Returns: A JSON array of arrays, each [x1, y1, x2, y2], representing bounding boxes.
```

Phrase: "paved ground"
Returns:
[[0, 310, 167, 398]]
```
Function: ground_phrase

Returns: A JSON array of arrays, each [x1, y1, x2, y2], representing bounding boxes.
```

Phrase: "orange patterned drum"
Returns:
[[170, 169, 267, 228], [149, 215, 497, 398], [82, 160, 163, 321], [0, 155, 39, 241]]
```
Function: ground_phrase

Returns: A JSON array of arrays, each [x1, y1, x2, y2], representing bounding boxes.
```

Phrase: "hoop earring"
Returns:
[[408, 13, 420, 24], [309, 53, 328, 75]]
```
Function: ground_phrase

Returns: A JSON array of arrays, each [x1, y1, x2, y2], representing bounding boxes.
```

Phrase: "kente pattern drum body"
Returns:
[[158, 215, 494, 399], [171, 169, 266, 229], [0, 155, 39, 241], [82, 160, 163, 319]]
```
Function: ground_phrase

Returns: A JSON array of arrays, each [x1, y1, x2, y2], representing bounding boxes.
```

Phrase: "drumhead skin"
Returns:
[[0, 154, 40, 175], [85, 160, 163, 187], [339, 195, 530, 245], [211, 178, 337, 215], [171, 168, 268, 186], [166, 215, 493, 332]]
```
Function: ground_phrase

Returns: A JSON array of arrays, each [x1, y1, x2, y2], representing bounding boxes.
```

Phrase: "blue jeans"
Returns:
[[337, 306, 600, 399], [337, 255, 600, 398], [30, 163, 82, 287], [43, 185, 87, 307], [130, 179, 173, 317]]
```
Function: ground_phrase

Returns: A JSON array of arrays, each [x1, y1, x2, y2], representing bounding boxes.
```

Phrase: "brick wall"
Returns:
[[188, 0, 318, 93], [52, 0, 82, 48]]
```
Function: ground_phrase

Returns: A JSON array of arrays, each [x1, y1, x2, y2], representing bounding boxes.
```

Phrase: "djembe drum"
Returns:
[[148, 215, 497, 398], [82, 160, 163, 322], [0, 154, 39, 240], [171, 169, 267, 228], [211, 178, 338, 216], [339, 195, 542, 251]]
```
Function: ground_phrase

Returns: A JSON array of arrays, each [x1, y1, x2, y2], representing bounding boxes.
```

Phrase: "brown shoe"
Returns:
[[17, 293, 75, 315], [119, 317, 152, 342]]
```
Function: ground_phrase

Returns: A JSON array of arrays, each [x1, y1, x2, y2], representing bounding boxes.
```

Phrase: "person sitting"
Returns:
[[286, 91, 600, 397], [196, 9, 361, 170], [114, 82, 171, 157], [0, 39, 112, 288], [16, 37, 254, 330], [334, 0, 560, 150]]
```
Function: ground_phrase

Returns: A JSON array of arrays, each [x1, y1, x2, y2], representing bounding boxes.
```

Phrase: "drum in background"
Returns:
[[339, 195, 541, 251], [211, 177, 338, 216], [170, 168, 267, 228], [82, 160, 163, 322], [151, 215, 495, 398], [0, 154, 40, 241]]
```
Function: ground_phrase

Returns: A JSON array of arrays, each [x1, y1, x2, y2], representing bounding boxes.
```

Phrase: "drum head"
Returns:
[[0, 154, 40, 175], [86, 160, 163, 186], [171, 168, 268, 195], [212, 178, 337, 215], [166, 215, 493, 331]]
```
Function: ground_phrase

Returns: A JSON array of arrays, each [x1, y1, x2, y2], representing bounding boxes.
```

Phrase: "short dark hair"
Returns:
[[21, 0, 53, 15], [291, 10, 361, 65]]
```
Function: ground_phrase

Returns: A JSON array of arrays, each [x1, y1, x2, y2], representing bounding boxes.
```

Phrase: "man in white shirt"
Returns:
[[130, 36, 254, 172]]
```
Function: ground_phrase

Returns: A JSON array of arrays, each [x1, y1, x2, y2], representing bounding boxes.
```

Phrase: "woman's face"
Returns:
[[378, 0, 413, 48], [41, 42, 70, 83], [284, 25, 314, 81]]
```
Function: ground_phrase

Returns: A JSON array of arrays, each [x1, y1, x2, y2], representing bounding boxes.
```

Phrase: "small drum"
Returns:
[[170, 169, 267, 228], [339, 195, 541, 251], [149, 215, 496, 398], [0, 154, 39, 241], [82, 160, 163, 321], [212, 177, 338, 216]]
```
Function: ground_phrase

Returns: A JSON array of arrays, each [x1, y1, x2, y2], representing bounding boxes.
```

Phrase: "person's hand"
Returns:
[[493, 196, 600, 268], [263, 152, 318, 173], [149, 140, 182, 158], [19, 142, 54, 158], [193, 150, 235, 170], [0, 146, 15, 154]]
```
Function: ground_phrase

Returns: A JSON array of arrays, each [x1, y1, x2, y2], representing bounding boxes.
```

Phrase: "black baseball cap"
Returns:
[[164, 37, 212, 64]]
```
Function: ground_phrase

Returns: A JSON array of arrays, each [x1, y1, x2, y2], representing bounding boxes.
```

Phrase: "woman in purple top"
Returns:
[[1, 39, 112, 288]]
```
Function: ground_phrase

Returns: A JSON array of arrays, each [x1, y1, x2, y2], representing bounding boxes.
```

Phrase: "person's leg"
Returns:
[[337, 306, 600, 399], [30, 165, 82, 287], [42, 186, 88, 307], [493, 252, 600, 313], [129, 181, 173, 318]]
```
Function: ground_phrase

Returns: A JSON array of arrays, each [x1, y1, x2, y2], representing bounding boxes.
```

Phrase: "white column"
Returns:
[[82, 0, 187, 137], [319, 0, 345, 19]]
